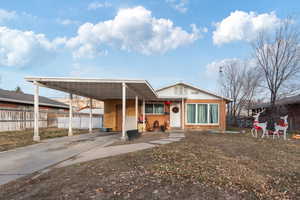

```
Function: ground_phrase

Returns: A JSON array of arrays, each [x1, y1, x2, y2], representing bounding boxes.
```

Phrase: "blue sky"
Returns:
[[0, 0, 299, 97]]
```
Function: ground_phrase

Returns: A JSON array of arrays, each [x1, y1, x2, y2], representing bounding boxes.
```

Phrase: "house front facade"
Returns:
[[103, 82, 231, 132], [24, 77, 231, 141]]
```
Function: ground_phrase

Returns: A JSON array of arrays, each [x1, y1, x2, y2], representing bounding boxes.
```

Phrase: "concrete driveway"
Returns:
[[0, 132, 119, 185]]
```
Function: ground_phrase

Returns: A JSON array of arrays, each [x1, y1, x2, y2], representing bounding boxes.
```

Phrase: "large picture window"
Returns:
[[145, 103, 164, 114], [186, 103, 219, 124]]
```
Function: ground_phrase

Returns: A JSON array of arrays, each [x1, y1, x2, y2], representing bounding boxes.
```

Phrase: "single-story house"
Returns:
[[0, 88, 68, 110], [103, 82, 231, 132], [24, 77, 231, 141], [250, 94, 300, 131]]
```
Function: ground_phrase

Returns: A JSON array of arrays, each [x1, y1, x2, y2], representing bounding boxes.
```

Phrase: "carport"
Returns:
[[25, 77, 158, 141]]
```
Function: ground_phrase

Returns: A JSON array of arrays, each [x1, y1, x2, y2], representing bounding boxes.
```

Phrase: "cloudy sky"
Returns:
[[0, 0, 299, 97]]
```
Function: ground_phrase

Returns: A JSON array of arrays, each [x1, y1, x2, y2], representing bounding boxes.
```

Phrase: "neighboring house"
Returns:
[[0, 88, 68, 110], [78, 106, 104, 115], [104, 82, 231, 131], [0, 89, 69, 132], [54, 97, 104, 112], [250, 94, 300, 131]]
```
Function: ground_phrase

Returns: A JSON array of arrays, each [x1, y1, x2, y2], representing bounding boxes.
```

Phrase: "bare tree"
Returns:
[[15, 86, 23, 93], [252, 19, 300, 113], [219, 60, 261, 125], [240, 68, 263, 116]]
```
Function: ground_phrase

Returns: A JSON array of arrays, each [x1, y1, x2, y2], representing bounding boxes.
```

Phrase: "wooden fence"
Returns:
[[0, 108, 103, 132]]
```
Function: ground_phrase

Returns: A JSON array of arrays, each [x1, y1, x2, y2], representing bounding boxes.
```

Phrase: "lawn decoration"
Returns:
[[251, 109, 268, 138], [164, 101, 171, 105], [273, 115, 288, 140]]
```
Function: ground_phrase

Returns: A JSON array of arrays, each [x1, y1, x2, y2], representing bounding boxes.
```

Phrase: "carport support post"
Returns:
[[135, 96, 138, 129], [122, 82, 126, 140], [33, 81, 40, 142], [89, 98, 93, 133], [68, 94, 73, 136], [182, 98, 185, 130], [142, 99, 145, 132]]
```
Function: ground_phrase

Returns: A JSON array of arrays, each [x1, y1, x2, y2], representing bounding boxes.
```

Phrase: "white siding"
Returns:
[[156, 84, 219, 100]]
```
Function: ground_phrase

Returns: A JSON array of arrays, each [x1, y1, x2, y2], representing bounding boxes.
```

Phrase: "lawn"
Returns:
[[0, 131, 299, 199], [0, 128, 90, 152]]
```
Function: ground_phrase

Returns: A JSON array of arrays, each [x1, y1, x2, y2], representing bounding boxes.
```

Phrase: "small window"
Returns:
[[145, 104, 153, 114], [179, 86, 183, 95], [145, 103, 164, 114], [183, 87, 188, 95], [154, 104, 164, 114]]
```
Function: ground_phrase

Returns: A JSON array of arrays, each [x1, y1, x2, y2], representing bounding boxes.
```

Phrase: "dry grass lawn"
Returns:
[[0, 128, 90, 152], [0, 131, 299, 200]]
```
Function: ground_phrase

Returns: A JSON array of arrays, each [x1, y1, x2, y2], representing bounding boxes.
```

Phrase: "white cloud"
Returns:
[[0, 26, 59, 67], [66, 6, 202, 59], [166, 0, 189, 13], [87, 2, 112, 10], [213, 11, 281, 45], [57, 18, 80, 26], [0, 9, 16, 24]]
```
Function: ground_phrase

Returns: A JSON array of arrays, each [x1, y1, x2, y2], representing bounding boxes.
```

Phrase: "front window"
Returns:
[[197, 104, 208, 123], [209, 104, 218, 123], [186, 103, 219, 124], [187, 104, 196, 123], [145, 103, 164, 114]]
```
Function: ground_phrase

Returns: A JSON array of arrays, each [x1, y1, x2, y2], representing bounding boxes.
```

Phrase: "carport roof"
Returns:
[[25, 77, 158, 100]]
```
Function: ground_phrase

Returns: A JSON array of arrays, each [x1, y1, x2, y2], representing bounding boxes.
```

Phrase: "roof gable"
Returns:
[[156, 82, 232, 101]]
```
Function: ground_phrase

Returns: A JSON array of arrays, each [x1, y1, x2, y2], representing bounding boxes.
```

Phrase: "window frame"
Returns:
[[185, 103, 219, 125], [145, 103, 165, 115]]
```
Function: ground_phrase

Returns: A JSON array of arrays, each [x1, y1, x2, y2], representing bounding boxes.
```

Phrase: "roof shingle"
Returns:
[[0, 89, 69, 109]]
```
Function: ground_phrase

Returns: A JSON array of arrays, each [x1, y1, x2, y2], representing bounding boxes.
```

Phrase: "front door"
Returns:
[[170, 103, 181, 128]]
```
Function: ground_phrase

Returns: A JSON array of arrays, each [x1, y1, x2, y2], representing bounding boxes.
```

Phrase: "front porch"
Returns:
[[103, 98, 186, 133]]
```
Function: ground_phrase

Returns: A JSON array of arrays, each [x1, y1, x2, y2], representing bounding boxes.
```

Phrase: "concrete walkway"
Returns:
[[0, 132, 185, 185], [56, 143, 156, 168], [56, 132, 185, 168], [0, 132, 119, 185]]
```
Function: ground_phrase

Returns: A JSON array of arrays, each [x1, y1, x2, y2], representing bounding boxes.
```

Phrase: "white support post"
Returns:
[[142, 99, 145, 132], [33, 81, 40, 142], [89, 98, 93, 133], [182, 98, 185, 130], [68, 93, 73, 136], [135, 96, 138, 129], [122, 82, 126, 140]]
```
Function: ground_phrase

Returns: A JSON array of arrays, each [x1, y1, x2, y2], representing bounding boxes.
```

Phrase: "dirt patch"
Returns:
[[0, 128, 91, 152], [0, 131, 299, 199]]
